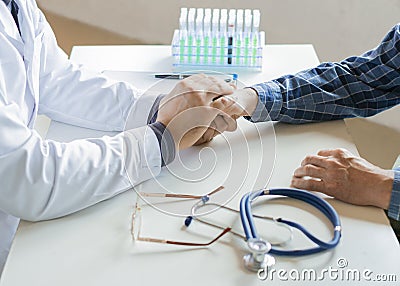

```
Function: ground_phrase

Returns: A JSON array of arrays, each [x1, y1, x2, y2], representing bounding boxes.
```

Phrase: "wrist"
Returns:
[[239, 88, 259, 116]]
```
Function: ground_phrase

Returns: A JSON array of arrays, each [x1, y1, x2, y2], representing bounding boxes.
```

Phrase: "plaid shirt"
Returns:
[[250, 24, 400, 220]]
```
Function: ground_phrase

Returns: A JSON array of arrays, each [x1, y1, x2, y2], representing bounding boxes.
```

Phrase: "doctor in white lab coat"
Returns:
[[0, 0, 235, 275]]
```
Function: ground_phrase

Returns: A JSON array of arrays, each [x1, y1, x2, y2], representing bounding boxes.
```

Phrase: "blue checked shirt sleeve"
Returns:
[[249, 24, 400, 124], [388, 164, 400, 220]]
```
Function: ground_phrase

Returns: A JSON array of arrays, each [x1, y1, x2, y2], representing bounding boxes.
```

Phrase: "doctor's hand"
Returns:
[[291, 148, 394, 210], [157, 74, 234, 150], [192, 113, 238, 145]]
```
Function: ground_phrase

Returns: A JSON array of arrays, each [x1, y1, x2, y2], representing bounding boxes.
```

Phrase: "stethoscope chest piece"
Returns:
[[243, 238, 275, 272]]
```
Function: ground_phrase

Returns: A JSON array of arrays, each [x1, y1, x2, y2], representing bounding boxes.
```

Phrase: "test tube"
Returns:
[[252, 9, 260, 66], [227, 9, 236, 65], [244, 9, 252, 66], [195, 8, 204, 64], [179, 8, 188, 63], [235, 9, 243, 66], [203, 9, 212, 64], [187, 8, 196, 63], [212, 9, 219, 65], [219, 9, 227, 65]]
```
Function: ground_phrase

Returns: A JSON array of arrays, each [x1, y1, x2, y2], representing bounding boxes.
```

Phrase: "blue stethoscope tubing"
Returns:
[[240, 188, 342, 256]]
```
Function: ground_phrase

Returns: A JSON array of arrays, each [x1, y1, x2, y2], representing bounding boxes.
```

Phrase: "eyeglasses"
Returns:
[[131, 200, 232, 246], [131, 186, 293, 247]]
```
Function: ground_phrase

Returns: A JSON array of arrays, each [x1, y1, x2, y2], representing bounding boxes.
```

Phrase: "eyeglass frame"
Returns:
[[130, 186, 293, 247]]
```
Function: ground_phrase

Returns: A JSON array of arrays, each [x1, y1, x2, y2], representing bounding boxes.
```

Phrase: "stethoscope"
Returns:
[[185, 187, 342, 272], [240, 188, 342, 272]]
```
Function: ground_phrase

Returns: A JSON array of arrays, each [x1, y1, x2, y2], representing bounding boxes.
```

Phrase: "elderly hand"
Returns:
[[291, 148, 394, 209], [211, 87, 259, 118], [189, 88, 259, 145]]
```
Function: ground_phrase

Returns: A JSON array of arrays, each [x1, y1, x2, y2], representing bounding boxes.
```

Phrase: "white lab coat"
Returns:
[[0, 0, 162, 274]]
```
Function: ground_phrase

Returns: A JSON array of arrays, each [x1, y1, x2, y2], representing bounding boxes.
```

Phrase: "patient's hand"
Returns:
[[291, 148, 394, 209], [211, 88, 259, 118]]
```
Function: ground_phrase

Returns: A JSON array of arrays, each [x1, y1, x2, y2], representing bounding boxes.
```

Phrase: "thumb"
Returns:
[[211, 96, 235, 112]]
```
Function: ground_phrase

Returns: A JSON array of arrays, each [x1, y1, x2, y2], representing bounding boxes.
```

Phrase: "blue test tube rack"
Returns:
[[171, 8, 265, 72]]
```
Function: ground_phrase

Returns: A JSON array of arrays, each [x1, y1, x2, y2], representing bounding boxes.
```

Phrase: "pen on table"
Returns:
[[154, 73, 238, 83]]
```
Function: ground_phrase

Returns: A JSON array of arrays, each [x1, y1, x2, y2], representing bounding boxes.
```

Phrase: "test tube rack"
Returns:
[[171, 8, 265, 72]]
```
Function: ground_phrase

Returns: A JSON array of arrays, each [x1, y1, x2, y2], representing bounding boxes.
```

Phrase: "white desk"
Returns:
[[1, 45, 399, 286]]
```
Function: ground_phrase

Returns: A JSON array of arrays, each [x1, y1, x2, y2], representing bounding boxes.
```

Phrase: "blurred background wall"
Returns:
[[37, 0, 400, 169], [38, 0, 400, 61]]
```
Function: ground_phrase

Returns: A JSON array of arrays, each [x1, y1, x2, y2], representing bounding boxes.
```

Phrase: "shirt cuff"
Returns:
[[124, 92, 159, 130], [388, 169, 400, 221], [122, 125, 162, 185], [148, 122, 176, 167], [245, 81, 283, 122]]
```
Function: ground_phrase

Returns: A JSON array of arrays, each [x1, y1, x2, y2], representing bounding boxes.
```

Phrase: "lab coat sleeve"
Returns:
[[36, 8, 156, 131], [0, 97, 162, 221]]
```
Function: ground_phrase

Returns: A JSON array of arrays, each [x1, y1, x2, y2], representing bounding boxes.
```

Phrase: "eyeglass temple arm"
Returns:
[[138, 186, 225, 199], [138, 227, 232, 246]]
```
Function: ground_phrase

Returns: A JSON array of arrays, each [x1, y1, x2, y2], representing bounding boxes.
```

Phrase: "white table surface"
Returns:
[[1, 45, 399, 286]]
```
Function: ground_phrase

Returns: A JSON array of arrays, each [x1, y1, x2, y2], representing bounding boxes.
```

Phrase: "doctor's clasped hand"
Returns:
[[156, 73, 235, 150]]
